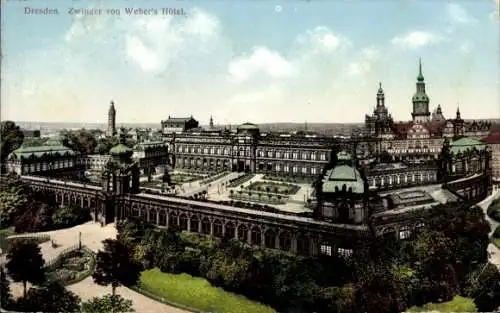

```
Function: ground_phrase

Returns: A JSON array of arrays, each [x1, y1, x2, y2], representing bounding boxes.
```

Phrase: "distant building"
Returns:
[[6, 136, 79, 177], [107, 101, 117, 137], [22, 129, 41, 138], [161, 116, 199, 134]]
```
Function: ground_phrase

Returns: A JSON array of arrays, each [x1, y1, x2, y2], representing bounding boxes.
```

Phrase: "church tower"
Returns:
[[411, 59, 431, 123], [209, 115, 214, 129], [107, 100, 116, 137]]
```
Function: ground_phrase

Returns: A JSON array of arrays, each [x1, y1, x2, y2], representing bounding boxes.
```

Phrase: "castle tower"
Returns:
[[107, 100, 116, 137], [377, 82, 385, 107], [411, 59, 431, 123]]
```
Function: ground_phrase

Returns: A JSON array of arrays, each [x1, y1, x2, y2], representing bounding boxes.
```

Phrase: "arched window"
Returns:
[[132, 207, 140, 217], [201, 217, 211, 235], [296, 235, 309, 255], [148, 209, 157, 224], [251, 226, 261, 245], [213, 219, 223, 237], [179, 214, 188, 231], [158, 210, 167, 226], [225, 222, 235, 239], [140, 207, 147, 221], [264, 229, 277, 249], [169, 212, 178, 228], [279, 231, 292, 252], [237, 224, 248, 242], [190, 215, 200, 233]]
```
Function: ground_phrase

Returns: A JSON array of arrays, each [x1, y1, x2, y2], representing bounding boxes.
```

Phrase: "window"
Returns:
[[338, 248, 353, 258], [293, 152, 299, 159], [302, 167, 307, 174], [320, 153, 326, 161], [399, 226, 412, 240], [320, 244, 332, 256]]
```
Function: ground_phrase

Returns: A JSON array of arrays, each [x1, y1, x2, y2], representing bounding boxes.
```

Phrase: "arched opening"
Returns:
[[169, 212, 178, 228], [132, 207, 140, 218], [279, 231, 292, 252], [148, 209, 158, 224], [251, 226, 262, 245], [264, 229, 277, 249], [225, 222, 235, 239], [237, 224, 248, 242], [190, 215, 200, 233], [179, 214, 188, 231], [140, 207, 147, 221], [296, 235, 309, 255], [158, 210, 167, 226], [213, 219, 223, 237], [201, 217, 211, 235]]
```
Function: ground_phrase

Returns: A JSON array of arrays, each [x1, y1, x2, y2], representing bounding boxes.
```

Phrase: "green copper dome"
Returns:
[[109, 143, 132, 156], [412, 92, 429, 102]]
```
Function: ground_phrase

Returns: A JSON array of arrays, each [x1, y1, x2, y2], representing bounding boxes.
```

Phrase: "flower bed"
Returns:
[[247, 181, 300, 195], [45, 246, 96, 286], [227, 173, 255, 188]]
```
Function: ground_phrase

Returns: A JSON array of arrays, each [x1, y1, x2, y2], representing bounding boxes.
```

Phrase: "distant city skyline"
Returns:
[[1, 0, 499, 124]]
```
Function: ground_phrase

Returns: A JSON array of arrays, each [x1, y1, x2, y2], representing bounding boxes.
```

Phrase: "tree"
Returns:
[[92, 239, 142, 295], [81, 294, 134, 313], [61, 129, 98, 155], [5, 241, 45, 298], [0, 121, 24, 166], [14, 201, 53, 233], [17, 282, 81, 312], [0, 180, 28, 227], [0, 267, 13, 310]]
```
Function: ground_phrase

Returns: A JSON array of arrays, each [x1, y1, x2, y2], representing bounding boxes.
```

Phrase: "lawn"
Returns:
[[139, 268, 276, 313], [247, 181, 300, 195], [406, 295, 477, 312]]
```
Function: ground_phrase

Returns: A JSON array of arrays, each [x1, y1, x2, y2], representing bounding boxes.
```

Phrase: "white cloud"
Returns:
[[64, 8, 221, 73], [447, 3, 477, 25], [347, 47, 380, 76], [391, 31, 442, 49], [227, 47, 297, 83], [295, 26, 350, 54]]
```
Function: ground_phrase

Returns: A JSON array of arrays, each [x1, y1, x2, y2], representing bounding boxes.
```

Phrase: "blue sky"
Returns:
[[1, 0, 499, 124]]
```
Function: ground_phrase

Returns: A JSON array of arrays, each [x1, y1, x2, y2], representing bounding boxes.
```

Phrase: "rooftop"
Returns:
[[450, 137, 486, 154], [322, 165, 365, 194]]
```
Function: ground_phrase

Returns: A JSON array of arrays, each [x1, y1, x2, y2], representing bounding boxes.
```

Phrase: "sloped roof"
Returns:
[[9, 144, 74, 159], [450, 137, 486, 154], [109, 143, 133, 156]]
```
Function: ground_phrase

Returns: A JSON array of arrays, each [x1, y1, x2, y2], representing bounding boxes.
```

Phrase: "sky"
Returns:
[[1, 0, 499, 125]]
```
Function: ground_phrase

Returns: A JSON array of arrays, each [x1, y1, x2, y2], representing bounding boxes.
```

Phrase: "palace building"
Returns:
[[3, 59, 496, 258]]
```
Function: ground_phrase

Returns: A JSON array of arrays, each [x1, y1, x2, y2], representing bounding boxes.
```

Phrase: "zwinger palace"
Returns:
[[4, 60, 494, 258]]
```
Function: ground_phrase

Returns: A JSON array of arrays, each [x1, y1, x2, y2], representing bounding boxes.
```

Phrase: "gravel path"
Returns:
[[4, 222, 189, 313]]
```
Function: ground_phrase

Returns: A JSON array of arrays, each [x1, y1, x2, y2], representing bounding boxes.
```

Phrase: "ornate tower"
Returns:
[[453, 106, 464, 138], [107, 100, 116, 137], [411, 59, 431, 123]]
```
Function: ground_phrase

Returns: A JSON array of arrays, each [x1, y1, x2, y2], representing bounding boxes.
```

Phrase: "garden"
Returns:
[[247, 181, 300, 195], [229, 188, 288, 205], [262, 174, 315, 184], [137, 268, 276, 313]]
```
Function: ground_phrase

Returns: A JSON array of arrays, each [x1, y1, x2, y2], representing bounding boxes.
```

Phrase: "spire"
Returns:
[[209, 115, 214, 129], [377, 82, 383, 94], [456, 105, 461, 119], [417, 58, 424, 81]]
